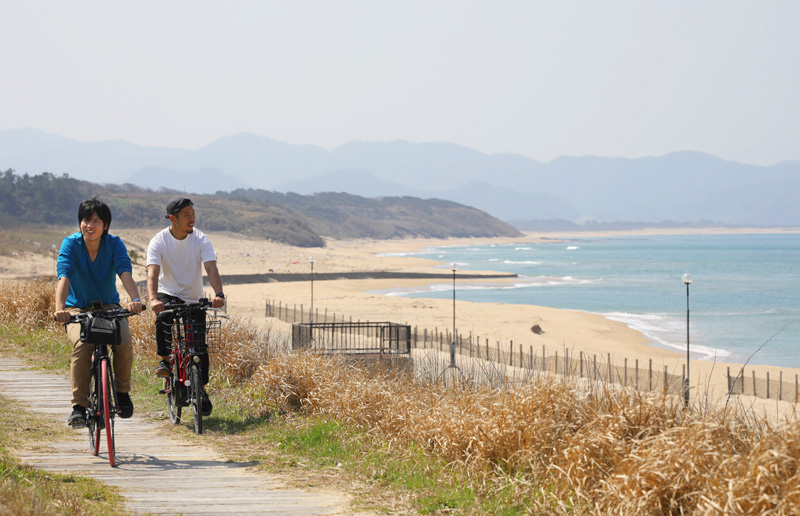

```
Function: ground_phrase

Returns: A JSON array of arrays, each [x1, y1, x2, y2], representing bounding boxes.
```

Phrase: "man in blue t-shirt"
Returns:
[[54, 197, 143, 428]]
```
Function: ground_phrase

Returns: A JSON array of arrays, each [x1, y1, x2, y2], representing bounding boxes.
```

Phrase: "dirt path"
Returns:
[[0, 357, 362, 516]]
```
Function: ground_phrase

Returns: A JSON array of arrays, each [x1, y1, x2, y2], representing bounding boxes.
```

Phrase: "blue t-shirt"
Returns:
[[57, 232, 133, 308]]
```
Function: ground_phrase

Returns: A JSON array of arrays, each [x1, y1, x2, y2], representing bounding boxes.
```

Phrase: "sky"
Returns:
[[2, 1, 798, 166]]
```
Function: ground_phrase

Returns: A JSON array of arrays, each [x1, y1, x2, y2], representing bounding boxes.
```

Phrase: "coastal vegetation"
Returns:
[[2, 279, 800, 514], [0, 170, 521, 249]]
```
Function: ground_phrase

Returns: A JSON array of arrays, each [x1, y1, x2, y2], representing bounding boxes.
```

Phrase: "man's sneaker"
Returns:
[[67, 405, 86, 429], [154, 360, 170, 378], [117, 392, 134, 419], [201, 391, 213, 416]]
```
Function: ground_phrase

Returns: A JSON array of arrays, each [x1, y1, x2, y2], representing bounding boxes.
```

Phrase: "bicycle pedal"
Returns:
[[158, 389, 166, 394]]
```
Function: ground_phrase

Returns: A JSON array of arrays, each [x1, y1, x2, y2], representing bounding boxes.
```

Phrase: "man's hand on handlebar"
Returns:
[[127, 300, 144, 314], [150, 298, 165, 315], [54, 309, 71, 324], [212, 295, 225, 309]]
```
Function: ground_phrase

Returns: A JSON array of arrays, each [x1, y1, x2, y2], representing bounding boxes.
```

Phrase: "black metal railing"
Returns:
[[292, 321, 412, 355]]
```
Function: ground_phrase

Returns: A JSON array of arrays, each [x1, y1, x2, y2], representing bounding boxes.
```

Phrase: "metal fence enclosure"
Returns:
[[292, 321, 412, 355]]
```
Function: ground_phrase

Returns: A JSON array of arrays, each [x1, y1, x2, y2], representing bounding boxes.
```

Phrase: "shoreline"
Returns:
[[3, 226, 800, 420]]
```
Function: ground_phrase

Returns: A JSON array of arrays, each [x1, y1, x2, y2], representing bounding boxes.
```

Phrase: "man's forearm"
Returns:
[[146, 265, 160, 301], [55, 277, 70, 311], [119, 271, 141, 301], [204, 262, 223, 295]]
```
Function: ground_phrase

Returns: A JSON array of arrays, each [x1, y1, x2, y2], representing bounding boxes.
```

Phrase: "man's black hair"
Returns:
[[77, 197, 112, 236]]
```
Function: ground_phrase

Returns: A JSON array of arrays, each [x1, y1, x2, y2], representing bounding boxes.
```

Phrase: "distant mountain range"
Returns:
[[2, 127, 799, 227]]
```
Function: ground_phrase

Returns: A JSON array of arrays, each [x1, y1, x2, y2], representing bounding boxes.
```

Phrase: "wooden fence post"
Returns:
[[543, 345, 547, 373], [727, 367, 731, 394], [767, 372, 770, 399], [624, 358, 628, 387]]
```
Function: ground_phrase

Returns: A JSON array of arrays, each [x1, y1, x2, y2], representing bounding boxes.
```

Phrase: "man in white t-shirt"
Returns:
[[146, 197, 225, 416]]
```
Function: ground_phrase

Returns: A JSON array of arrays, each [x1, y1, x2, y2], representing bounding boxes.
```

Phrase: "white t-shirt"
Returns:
[[147, 227, 217, 303]]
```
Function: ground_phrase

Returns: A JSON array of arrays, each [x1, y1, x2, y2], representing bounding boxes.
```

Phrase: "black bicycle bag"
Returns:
[[80, 317, 121, 346]]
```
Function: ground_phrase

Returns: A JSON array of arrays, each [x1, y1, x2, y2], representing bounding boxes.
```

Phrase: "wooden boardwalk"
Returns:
[[0, 357, 361, 516]]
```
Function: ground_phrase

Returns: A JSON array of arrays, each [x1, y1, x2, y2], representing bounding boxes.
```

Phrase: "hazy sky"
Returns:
[[2, 1, 798, 165]]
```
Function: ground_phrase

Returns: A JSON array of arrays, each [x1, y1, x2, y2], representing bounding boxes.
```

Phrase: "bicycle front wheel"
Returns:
[[101, 358, 116, 467], [190, 363, 203, 434], [89, 367, 101, 456], [167, 357, 181, 424]]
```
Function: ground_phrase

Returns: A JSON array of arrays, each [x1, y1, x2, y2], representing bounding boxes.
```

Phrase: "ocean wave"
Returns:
[[369, 276, 595, 297], [503, 260, 542, 265], [604, 312, 732, 361], [374, 252, 415, 257], [566, 246, 580, 250]]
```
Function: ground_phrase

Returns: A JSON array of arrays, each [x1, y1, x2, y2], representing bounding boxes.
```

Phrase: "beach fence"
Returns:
[[264, 299, 800, 403]]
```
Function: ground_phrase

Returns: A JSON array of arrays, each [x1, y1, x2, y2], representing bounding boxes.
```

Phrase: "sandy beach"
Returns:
[[3, 226, 800, 421]]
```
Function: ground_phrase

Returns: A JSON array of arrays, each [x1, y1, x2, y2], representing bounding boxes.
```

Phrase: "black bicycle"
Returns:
[[159, 299, 223, 434], [60, 304, 142, 467]]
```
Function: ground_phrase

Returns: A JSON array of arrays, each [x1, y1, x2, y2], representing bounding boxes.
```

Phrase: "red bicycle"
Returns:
[[159, 299, 222, 434], [60, 305, 142, 467]]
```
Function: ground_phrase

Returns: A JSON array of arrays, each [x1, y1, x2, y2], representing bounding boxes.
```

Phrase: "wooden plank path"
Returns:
[[0, 357, 362, 515]]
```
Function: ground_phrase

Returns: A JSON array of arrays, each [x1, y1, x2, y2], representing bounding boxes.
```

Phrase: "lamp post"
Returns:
[[310, 257, 315, 323], [451, 263, 457, 368], [682, 273, 693, 408]]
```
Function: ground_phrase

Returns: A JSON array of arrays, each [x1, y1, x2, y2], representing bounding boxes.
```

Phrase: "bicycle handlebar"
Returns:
[[55, 305, 146, 324], [161, 298, 219, 315]]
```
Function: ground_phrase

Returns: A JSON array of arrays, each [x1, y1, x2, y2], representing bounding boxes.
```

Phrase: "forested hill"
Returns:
[[0, 170, 521, 247]]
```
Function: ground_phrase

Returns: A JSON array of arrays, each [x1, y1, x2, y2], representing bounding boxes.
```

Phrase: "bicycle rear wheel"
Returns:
[[89, 368, 100, 456], [101, 358, 116, 467], [190, 363, 203, 434], [167, 356, 181, 424]]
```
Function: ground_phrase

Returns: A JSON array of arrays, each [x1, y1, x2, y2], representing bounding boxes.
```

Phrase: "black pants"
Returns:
[[155, 293, 210, 385]]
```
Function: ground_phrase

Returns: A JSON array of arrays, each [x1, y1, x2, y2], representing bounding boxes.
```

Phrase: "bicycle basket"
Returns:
[[80, 317, 121, 346], [169, 319, 222, 353]]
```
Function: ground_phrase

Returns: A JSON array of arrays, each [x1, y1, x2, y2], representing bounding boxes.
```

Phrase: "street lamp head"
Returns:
[[682, 273, 693, 285], [451, 263, 457, 272]]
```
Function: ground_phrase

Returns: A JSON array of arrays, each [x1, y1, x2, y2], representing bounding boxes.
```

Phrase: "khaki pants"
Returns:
[[66, 305, 133, 408]]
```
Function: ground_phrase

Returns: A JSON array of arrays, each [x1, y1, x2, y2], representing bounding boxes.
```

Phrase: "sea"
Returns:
[[377, 233, 800, 369]]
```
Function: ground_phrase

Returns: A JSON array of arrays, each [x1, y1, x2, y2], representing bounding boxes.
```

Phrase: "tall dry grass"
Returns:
[[244, 348, 800, 514], [0, 278, 58, 330], [4, 279, 800, 514]]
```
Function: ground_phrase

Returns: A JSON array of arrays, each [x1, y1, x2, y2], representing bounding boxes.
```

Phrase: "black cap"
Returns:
[[165, 197, 193, 218]]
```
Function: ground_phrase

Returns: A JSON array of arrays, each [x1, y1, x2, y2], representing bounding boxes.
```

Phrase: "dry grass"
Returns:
[[0, 278, 58, 330], [4, 279, 800, 514]]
